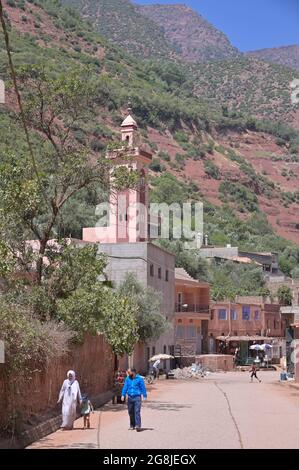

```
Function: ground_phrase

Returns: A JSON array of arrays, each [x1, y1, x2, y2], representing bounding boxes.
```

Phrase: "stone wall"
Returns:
[[0, 334, 114, 437]]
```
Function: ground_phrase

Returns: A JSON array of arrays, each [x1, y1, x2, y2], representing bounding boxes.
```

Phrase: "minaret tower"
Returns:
[[83, 108, 152, 243]]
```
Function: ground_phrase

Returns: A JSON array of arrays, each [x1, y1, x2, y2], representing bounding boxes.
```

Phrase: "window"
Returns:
[[254, 310, 260, 320], [152, 346, 155, 355], [165, 270, 169, 282], [267, 319, 271, 329], [176, 325, 184, 339], [218, 309, 227, 321], [146, 347, 150, 361], [231, 309, 237, 321], [210, 309, 215, 320], [163, 345, 167, 354], [150, 264, 154, 277], [158, 267, 161, 279], [242, 305, 251, 321], [274, 320, 279, 330], [186, 325, 196, 339]]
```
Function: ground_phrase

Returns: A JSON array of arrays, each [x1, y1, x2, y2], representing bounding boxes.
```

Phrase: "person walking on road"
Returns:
[[250, 364, 261, 383], [152, 358, 161, 379], [57, 370, 82, 430], [81, 394, 94, 429], [121, 368, 147, 432]]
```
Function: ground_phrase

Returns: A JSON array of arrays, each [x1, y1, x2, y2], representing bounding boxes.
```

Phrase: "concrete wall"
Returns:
[[146, 243, 175, 370], [98, 242, 176, 372], [197, 354, 234, 372], [0, 334, 114, 435], [98, 242, 148, 287], [199, 246, 238, 259]]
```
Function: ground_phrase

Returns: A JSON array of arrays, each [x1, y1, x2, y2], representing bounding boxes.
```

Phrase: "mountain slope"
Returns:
[[246, 45, 299, 71], [60, 0, 177, 60], [137, 3, 240, 63], [0, 0, 299, 246], [193, 56, 299, 125], [61, 0, 299, 128]]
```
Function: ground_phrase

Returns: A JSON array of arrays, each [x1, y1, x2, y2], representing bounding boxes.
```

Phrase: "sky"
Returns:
[[134, 0, 299, 52]]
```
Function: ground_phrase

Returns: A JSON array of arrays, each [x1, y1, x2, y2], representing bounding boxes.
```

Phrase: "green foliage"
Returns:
[[195, 57, 299, 124], [118, 273, 170, 342], [278, 246, 299, 277], [0, 301, 73, 374], [99, 293, 139, 356], [61, 0, 176, 60], [277, 286, 293, 306], [219, 181, 259, 213], [158, 150, 170, 162], [157, 240, 209, 282], [149, 158, 166, 173], [150, 172, 188, 205], [204, 160, 221, 180], [209, 262, 265, 301]]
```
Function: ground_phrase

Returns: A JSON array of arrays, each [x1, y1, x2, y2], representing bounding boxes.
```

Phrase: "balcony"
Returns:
[[175, 303, 209, 313]]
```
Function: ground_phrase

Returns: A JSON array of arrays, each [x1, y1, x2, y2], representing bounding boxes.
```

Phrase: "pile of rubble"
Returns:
[[170, 365, 212, 380]]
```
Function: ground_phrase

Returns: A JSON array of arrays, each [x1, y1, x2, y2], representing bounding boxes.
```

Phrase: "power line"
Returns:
[[0, 2, 50, 210]]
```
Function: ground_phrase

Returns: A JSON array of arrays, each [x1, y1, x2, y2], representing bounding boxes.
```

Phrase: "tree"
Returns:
[[277, 286, 293, 306], [0, 65, 137, 285], [100, 293, 139, 356], [291, 267, 299, 280], [157, 240, 209, 282], [118, 273, 170, 342]]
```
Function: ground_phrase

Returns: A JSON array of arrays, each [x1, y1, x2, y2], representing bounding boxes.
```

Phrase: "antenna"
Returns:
[[127, 97, 132, 114]]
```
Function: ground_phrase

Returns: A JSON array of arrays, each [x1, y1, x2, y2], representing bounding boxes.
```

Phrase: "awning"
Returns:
[[216, 335, 282, 342]]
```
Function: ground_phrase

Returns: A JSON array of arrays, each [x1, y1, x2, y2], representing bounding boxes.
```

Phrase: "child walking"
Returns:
[[250, 364, 261, 383], [81, 394, 94, 429]]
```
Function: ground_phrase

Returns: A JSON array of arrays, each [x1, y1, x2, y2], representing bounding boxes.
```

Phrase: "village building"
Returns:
[[82, 109, 176, 373], [209, 296, 284, 365], [174, 268, 210, 363], [199, 245, 282, 278]]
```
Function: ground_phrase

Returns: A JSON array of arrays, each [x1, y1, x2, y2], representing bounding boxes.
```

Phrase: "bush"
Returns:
[[219, 181, 258, 212], [204, 160, 221, 180], [0, 302, 73, 374], [149, 158, 166, 173]]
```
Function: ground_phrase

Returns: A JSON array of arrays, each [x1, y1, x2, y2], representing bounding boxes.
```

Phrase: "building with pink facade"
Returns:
[[82, 110, 176, 373], [209, 296, 283, 365]]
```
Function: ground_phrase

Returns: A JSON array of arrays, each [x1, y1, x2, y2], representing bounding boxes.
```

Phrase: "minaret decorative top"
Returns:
[[121, 114, 137, 129], [121, 103, 138, 146]]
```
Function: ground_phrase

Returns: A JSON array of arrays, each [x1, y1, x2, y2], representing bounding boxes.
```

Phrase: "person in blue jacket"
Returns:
[[121, 367, 147, 431]]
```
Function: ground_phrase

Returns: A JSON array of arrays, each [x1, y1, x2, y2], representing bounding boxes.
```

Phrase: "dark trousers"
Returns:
[[128, 396, 142, 429], [251, 371, 259, 381]]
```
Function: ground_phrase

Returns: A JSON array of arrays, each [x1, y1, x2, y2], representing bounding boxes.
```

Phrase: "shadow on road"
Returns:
[[29, 439, 98, 449], [144, 401, 192, 412]]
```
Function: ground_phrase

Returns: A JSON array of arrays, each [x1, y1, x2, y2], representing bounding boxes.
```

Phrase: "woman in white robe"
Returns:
[[58, 370, 82, 430]]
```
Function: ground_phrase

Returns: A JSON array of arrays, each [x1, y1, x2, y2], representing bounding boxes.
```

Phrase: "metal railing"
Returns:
[[175, 303, 209, 313]]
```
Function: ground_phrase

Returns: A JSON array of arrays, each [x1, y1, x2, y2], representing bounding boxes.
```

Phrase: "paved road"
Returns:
[[28, 371, 299, 449]]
